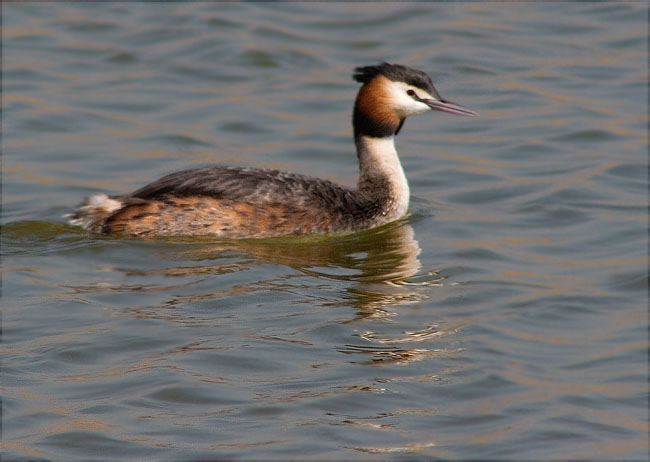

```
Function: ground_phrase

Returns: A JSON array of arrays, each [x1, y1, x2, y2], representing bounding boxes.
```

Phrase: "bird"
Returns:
[[69, 62, 478, 239]]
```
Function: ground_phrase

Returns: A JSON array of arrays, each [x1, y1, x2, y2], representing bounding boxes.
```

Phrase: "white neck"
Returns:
[[356, 135, 410, 222]]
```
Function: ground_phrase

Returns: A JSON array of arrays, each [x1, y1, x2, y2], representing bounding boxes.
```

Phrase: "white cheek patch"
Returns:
[[385, 81, 434, 118]]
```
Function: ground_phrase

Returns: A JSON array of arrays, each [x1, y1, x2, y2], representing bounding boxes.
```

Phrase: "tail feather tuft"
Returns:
[[67, 194, 123, 233]]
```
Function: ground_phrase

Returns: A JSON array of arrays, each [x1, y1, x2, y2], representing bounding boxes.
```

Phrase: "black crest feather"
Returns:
[[353, 62, 437, 96]]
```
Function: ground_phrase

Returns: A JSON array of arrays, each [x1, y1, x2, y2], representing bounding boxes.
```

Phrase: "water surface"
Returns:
[[2, 3, 647, 460]]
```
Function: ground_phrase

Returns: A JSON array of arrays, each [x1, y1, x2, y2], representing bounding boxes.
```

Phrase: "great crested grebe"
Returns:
[[70, 63, 477, 239]]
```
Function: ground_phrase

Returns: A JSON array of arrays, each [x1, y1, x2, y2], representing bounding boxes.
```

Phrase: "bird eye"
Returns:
[[406, 89, 416, 97]]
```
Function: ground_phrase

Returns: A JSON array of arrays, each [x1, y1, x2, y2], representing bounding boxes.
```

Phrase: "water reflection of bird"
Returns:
[[113, 222, 456, 366], [144, 220, 424, 283], [70, 63, 477, 238]]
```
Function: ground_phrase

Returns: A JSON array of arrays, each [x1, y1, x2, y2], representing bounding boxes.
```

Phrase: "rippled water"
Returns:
[[3, 3, 647, 460]]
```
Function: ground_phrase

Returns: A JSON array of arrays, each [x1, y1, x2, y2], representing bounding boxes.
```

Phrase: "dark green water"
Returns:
[[3, 3, 647, 460]]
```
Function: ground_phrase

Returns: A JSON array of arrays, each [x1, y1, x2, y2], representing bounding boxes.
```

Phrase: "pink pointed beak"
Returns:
[[423, 98, 479, 117]]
